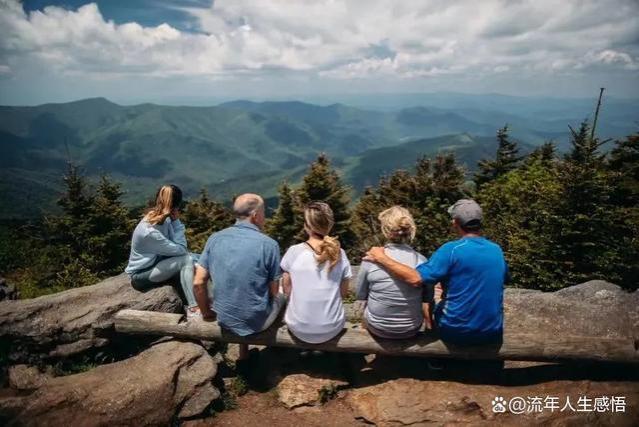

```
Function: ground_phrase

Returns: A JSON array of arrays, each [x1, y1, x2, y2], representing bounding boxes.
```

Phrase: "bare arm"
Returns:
[[193, 265, 215, 320], [269, 280, 279, 298], [340, 278, 350, 299], [282, 272, 292, 298], [422, 303, 433, 330], [363, 247, 422, 287]]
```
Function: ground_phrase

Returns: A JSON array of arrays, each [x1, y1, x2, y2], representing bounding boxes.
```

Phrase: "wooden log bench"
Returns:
[[114, 309, 639, 364]]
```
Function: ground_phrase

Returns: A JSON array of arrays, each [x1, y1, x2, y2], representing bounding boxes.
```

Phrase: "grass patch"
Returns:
[[230, 375, 248, 396], [53, 358, 97, 376]]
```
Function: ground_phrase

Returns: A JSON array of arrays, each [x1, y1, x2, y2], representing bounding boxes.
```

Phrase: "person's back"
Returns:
[[357, 243, 426, 338], [201, 223, 280, 334], [282, 243, 351, 343], [281, 202, 351, 344], [363, 199, 507, 346], [426, 236, 506, 343], [194, 194, 283, 339]]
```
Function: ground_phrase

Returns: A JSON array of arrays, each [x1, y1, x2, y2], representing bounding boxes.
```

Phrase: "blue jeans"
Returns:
[[130, 253, 198, 308]]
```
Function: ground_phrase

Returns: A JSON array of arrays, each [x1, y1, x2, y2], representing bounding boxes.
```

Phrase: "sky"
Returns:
[[0, 0, 638, 105]]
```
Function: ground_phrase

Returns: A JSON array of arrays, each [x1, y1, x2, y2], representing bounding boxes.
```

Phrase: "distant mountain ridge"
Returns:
[[0, 96, 634, 218]]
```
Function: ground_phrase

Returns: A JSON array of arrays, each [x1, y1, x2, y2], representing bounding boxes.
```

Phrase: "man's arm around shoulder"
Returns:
[[363, 247, 422, 287]]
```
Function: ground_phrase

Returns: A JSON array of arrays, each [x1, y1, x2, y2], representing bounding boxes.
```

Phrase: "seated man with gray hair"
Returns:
[[193, 193, 285, 360]]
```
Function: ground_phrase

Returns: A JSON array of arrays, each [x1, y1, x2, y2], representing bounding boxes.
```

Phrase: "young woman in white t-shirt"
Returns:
[[280, 202, 352, 344]]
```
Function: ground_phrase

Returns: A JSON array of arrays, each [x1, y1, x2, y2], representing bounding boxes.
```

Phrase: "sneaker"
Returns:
[[186, 307, 202, 321]]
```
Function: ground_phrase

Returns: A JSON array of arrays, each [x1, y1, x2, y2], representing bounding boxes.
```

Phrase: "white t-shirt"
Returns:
[[281, 243, 352, 344]]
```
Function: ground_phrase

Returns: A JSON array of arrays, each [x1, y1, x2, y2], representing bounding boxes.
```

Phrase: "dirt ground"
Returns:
[[181, 345, 639, 426], [185, 391, 365, 427]]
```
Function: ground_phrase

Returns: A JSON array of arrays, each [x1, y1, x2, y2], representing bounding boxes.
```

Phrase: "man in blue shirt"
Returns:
[[193, 193, 285, 360], [363, 199, 507, 345]]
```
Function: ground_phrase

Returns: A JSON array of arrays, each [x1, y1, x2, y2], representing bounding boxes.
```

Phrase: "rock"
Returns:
[[8, 365, 51, 390], [347, 279, 638, 340], [505, 280, 639, 340], [0, 340, 220, 426], [277, 374, 348, 409], [0, 273, 183, 364], [346, 378, 639, 426]]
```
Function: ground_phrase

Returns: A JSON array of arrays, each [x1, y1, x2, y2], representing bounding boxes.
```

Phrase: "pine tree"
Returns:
[[525, 141, 556, 166], [350, 154, 465, 258], [295, 153, 354, 247], [46, 165, 133, 289], [550, 120, 621, 286], [350, 187, 384, 257], [84, 175, 133, 275], [475, 125, 521, 187], [265, 182, 299, 250], [48, 162, 95, 253], [182, 189, 234, 252], [478, 155, 564, 290], [609, 133, 639, 207]]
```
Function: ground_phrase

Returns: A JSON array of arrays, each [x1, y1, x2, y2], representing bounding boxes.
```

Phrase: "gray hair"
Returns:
[[233, 193, 264, 219]]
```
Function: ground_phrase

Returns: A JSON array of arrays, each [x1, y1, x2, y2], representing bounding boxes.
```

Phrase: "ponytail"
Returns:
[[144, 184, 183, 225], [317, 235, 341, 271], [304, 201, 342, 271]]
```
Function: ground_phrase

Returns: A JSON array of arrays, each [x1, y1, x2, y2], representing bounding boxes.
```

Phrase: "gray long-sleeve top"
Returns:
[[355, 243, 427, 334], [125, 217, 188, 274]]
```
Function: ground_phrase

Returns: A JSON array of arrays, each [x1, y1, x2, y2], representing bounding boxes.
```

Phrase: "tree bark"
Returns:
[[115, 309, 639, 364]]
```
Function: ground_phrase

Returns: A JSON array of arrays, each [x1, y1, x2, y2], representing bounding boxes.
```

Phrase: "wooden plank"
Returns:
[[114, 309, 639, 364]]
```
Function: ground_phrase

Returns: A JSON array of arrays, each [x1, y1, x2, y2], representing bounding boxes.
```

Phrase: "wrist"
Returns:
[[377, 252, 391, 265]]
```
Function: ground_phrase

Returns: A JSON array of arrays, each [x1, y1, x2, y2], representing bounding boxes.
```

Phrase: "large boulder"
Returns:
[[0, 274, 183, 363], [0, 340, 219, 426], [504, 280, 639, 340], [348, 279, 638, 340], [346, 378, 639, 426]]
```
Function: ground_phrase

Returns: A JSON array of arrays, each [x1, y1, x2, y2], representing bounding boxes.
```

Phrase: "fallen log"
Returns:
[[114, 309, 639, 364]]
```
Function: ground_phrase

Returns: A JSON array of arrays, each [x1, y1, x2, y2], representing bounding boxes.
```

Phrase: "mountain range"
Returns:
[[0, 95, 636, 218]]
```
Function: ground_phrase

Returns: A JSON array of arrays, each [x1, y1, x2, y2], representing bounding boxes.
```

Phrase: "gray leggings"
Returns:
[[130, 254, 198, 308]]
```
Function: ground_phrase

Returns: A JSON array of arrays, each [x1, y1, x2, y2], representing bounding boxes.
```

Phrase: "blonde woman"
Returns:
[[125, 185, 200, 318], [355, 206, 428, 339], [281, 202, 352, 344]]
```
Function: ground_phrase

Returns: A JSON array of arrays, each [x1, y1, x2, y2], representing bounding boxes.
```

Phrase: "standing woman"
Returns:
[[125, 184, 200, 318], [281, 202, 352, 344]]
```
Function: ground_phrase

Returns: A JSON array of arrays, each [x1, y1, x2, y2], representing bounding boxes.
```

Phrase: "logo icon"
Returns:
[[492, 396, 507, 413]]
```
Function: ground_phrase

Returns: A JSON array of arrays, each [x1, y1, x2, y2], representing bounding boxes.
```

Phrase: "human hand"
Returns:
[[424, 316, 433, 330], [362, 246, 386, 263], [170, 208, 180, 221]]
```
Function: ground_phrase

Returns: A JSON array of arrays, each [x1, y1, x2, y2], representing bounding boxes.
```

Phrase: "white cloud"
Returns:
[[0, 0, 637, 100]]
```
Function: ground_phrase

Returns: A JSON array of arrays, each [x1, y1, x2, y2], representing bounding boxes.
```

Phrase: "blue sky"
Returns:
[[1, 0, 638, 105], [22, 0, 211, 32]]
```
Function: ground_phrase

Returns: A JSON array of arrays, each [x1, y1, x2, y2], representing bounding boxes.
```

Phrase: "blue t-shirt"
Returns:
[[416, 237, 507, 344], [197, 221, 281, 336]]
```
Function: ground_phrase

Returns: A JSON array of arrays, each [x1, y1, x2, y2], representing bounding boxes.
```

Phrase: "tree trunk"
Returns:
[[114, 309, 639, 364]]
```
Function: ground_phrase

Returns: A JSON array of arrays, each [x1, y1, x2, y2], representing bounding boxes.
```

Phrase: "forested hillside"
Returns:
[[1, 93, 637, 297], [1, 96, 635, 218]]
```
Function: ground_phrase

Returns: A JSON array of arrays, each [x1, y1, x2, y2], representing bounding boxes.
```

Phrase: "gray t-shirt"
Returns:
[[355, 243, 427, 334]]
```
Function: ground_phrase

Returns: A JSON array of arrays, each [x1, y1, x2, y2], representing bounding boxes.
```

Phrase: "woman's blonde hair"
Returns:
[[378, 206, 416, 244], [144, 185, 183, 225], [304, 201, 341, 270]]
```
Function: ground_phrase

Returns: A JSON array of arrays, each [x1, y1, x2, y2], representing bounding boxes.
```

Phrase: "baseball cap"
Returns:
[[448, 199, 483, 229]]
